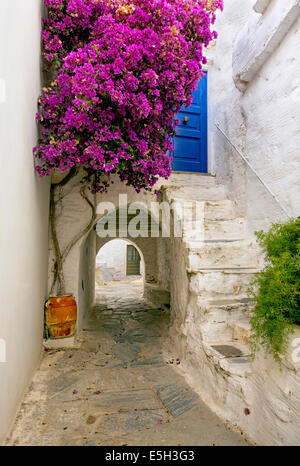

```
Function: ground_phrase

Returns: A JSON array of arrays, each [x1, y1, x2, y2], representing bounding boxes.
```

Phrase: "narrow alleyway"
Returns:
[[6, 281, 249, 446]]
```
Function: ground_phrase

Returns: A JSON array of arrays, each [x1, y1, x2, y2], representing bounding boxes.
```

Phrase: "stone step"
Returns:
[[183, 218, 246, 242], [165, 184, 228, 202], [200, 318, 235, 343], [195, 299, 250, 343], [171, 199, 238, 221], [189, 271, 256, 297], [232, 321, 251, 347], [186, 240, 261, 271], [199, 298, 250, 312], [203, 342, 252, 377], [203, 200, 238, 221], [165, 172, 217, 187]]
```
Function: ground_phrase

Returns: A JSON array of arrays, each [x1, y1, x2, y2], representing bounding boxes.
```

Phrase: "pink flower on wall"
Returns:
[[35, 0, 223, 193]]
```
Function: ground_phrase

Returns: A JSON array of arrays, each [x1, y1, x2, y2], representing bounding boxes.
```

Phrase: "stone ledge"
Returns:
[[253, 0, 272, 15], [233, 0, 300, 88], [43, 336, 77, 349]]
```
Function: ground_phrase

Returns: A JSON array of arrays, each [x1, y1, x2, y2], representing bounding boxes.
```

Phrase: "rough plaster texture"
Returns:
[[241, 12, 300, 220], [78, 229, 96, 330], [0, 0, 50, 444], [208, 0, 299, 233], [233, 0, 300, 85], [164, 177, 300, 446]]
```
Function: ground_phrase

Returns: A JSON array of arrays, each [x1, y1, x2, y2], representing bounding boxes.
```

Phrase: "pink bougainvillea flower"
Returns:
[[35, 0, 223, 193]]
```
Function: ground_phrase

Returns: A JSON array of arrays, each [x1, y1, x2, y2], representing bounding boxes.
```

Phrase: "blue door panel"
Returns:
[[174, 136, 201, 160], [171, 73, 207, 173]]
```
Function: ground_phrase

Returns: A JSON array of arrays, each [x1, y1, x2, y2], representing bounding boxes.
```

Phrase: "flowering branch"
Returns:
[[50, 174, 96, 296], [37, 0, 223, 296], [35, 0, 223, 194]]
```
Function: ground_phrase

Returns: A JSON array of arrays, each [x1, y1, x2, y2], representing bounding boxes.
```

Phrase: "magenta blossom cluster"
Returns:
[[34, 0, 223, 192]]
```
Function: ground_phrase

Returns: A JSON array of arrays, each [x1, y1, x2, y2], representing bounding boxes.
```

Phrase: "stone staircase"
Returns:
[[163, 173, 262, 378]]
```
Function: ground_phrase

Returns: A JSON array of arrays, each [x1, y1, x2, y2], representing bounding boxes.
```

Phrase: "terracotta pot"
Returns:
[[45, 295, 77, 339]]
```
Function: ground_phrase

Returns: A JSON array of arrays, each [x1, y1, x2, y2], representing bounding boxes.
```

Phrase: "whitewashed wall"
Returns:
[[207, 0, 300, 232], [78, 230, 96, 329], [166, 0, 300, 446], [0, 0, 50, 444]]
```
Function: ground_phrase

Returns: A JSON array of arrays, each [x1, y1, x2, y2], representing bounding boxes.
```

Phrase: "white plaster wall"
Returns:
[[242, 13, 300, 219], [0, 0, 50, 444], [78, 230, 96, 329], [207, 0, 254, 216], [163, 1, 300, 445], [208, 0, 299, 232], [166, 193, 300, 445]]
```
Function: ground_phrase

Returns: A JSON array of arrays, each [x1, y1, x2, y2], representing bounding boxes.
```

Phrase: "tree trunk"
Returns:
[[49, 169, 97, 296]]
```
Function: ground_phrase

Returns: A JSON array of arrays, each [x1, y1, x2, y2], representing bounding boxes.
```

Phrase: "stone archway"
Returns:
[[95, 238, 145, 283], [47, 173, 172, 332], [76, 199, 171, 330]]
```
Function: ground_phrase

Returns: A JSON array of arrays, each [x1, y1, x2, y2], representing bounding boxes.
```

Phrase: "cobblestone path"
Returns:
[[6, 282, 248, 446]]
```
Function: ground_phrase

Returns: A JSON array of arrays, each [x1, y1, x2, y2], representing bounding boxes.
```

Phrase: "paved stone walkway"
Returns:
[[6, 281, 248, 446]]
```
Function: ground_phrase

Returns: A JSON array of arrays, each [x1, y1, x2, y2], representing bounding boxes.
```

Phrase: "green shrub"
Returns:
[[249, 218, 300, 361]]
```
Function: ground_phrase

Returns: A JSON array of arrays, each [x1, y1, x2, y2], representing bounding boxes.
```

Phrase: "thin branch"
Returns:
[[50, 185, 97, 293], [51, 166, 78, 188], [49, 167, 78, 295], [50, 185, 65, 296], [61, 185, 96, 264]]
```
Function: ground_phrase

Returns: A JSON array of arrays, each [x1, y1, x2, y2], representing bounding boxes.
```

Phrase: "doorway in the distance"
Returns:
[[95, 239, 145, 306], [126, 244, 141, 276]]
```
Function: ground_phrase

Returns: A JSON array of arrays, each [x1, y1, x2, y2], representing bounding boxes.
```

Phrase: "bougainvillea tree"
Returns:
[[36, 0, 223, 295], [36, 0, 223, 192]]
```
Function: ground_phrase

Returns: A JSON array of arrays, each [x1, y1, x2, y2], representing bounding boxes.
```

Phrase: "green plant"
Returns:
[[249, 218, 300, 361]]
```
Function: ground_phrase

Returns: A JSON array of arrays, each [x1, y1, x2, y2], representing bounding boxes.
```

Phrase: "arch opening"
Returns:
[[78, 204, 171, 330], [95, 239, 145, 307]]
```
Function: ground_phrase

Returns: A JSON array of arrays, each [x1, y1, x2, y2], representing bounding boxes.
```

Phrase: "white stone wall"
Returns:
[[165, 188, 300, 445], [0, 0, 50, 444], [163, 3, 300, 444], [168, 272, 300, 445], [207, 0, 300, 232], [78, 230, 96, 329]]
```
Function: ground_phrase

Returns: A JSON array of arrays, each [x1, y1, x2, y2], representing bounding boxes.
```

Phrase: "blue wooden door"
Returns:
[[171, 73, 207, 172]]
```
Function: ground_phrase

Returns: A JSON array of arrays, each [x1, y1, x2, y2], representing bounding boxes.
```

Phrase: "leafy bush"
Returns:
[[249, 218, 300, 361], [34, 0, 223, 193]]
